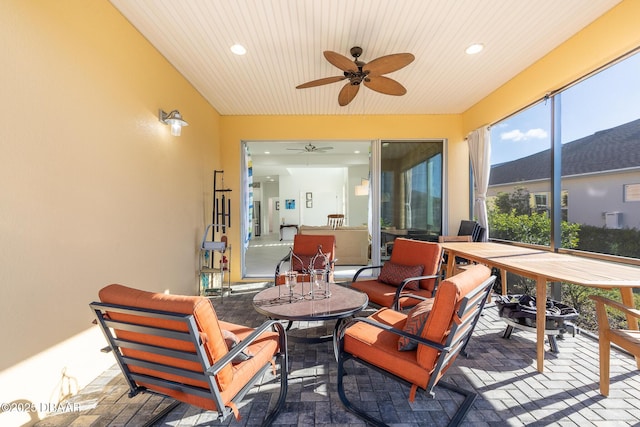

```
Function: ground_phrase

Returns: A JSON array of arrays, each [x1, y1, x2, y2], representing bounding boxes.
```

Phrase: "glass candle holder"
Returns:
[[309, 269, 330, 299], [283, 270, 302, 302]]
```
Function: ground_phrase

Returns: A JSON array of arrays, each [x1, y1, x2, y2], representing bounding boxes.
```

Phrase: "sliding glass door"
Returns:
[[241, 139, 445, 277], [379, 140, 443, 259]]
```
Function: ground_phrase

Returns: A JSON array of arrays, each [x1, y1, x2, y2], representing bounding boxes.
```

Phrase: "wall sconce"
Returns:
[[159, 109, 188, 136], [355, 178, 369, 196]]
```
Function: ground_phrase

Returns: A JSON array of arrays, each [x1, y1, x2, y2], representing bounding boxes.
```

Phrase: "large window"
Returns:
[[488, 49, 640, 260], [488, 102, 552, 246], [559, 52, 640, 258]]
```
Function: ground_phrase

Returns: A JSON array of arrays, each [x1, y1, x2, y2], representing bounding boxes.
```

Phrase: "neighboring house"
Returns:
[[488, 118, 640, 230]]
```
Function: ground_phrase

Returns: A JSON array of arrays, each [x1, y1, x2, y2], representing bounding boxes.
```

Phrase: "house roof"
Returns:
[[489, 118, 640, 185]]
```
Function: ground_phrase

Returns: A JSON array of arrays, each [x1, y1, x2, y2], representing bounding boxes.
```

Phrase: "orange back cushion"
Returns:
[[98, 284, 233, 392], [389, 238, 442, 292], [291, 234, 336, 269], [416, 264, 490, 370]]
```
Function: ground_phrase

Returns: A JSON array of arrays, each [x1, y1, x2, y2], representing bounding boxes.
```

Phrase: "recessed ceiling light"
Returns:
[[354, 150, 360, 154], [465, 43, 484, 55], [230, 44, 247, 55], [264, 151, 270, 154]]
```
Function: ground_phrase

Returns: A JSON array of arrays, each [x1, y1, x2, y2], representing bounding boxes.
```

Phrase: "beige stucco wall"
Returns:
[[0, 1, 219, 419]]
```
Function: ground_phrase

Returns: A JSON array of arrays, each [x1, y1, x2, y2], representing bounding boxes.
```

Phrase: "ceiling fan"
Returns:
[[296, 46, 415, 106], [286, 143, 334, 153]]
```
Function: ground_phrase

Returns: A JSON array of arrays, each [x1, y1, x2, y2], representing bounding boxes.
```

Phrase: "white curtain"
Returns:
[[404, 169, 412, 228], [467, 126, 491, 241]]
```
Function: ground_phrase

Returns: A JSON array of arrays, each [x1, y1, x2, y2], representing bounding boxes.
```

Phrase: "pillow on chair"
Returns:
[[398, 299, 434, 351], [378, 262, 424, 290], [222, 329, 253, 363]]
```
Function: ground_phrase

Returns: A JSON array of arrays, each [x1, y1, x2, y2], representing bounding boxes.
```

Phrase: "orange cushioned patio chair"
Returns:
[[336, 264, 495, 427], [90, 284, 288, 426], [350, 238, 443, 309], [589, 294, 640, 396], [274, 234, 336, 286]]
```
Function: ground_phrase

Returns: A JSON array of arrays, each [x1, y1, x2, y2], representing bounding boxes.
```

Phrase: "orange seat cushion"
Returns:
[[343, 308, 431, 390], [350, 279, 434, 308]]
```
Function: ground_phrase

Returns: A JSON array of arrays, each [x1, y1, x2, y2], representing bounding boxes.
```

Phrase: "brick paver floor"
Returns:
[[35, 285, 640, 426]]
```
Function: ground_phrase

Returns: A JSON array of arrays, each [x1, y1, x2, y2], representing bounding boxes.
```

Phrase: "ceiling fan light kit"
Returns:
[[286, 143, 333, 153], [296, 46, 414, 106]]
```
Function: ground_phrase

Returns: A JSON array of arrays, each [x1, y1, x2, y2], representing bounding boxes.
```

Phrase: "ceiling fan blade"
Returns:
[[338, 83, 360, 106], [324, 51, 357, 72], [296, 75, 345, 89], [363, 53, 415, 76], [363, 76, 407, 96]]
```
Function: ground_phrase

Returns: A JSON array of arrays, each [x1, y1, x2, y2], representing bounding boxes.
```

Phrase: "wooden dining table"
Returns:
[[440, 241, 640, 373]]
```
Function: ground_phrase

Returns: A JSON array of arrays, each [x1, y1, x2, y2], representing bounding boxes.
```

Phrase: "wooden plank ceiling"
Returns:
[[110, 0, 621, 116]]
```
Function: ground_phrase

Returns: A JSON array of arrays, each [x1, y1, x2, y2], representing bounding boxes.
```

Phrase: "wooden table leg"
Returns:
[[619, 287, 640, 369], [536, 276, 547, 373], [446, 251, 455, 278], [501, 269, 508, 295]]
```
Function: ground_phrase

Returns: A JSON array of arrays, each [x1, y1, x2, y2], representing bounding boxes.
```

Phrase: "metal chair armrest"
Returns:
[[207, 320, 287, 376], [392, 274, 442, 310], [351, 265, 383, 282], [337, 316, 447, 353]]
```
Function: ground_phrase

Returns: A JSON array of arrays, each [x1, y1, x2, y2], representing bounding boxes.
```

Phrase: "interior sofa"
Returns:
[[298, 225, 369, 265]]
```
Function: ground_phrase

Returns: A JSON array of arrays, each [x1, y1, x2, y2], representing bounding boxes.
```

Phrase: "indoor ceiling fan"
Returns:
[[296, 46, 415, 106], [286, 143, 334, 153]]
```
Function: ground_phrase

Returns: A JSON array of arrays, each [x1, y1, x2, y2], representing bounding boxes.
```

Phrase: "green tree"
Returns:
[[494, 186, 530, 216], [489, 210, 580, 248]]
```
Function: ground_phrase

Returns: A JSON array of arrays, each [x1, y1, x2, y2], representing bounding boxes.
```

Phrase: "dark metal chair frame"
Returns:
[[335, 274, 496, 427], [90, 301, 288, 427]]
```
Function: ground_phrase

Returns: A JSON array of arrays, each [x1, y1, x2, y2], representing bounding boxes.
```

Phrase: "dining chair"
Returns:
[[90, 284, 288, 426], [457, 220, 483, 241], [589, 294, 640, 396], [439, 220, 485, 277], [327, 214, 345, 229], [438, 235, 472, 275]]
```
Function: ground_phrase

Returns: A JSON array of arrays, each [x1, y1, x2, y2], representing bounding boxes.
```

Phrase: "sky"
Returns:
[[490, 51, 640, 165]]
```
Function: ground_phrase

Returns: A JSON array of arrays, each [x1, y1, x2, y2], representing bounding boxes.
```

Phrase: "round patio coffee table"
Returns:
[[253, 283, 368, 350]]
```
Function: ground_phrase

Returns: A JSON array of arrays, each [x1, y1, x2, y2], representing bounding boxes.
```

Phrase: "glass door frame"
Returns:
[[240, 138, 448, 279]]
